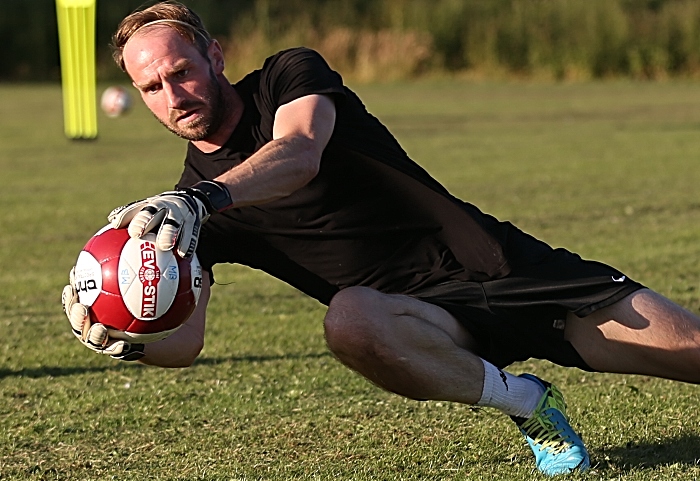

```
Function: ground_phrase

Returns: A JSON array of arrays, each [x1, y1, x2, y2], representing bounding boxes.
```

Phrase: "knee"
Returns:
[[323, 286, 385, 360]]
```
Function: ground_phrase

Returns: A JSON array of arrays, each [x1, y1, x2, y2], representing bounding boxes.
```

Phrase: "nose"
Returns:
[[163, 81, 186, 109]]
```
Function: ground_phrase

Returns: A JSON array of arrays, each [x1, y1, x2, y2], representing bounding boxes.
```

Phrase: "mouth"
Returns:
[[175, 108, 200, 124]]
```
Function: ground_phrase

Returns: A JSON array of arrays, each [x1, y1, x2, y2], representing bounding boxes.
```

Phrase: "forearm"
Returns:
[[139, 322, 204, 368], [214, 135, 321, 208], [139, 275, 210, 368]]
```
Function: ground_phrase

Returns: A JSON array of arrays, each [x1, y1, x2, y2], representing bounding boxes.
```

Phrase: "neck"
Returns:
[[191, 81, 243, 153]]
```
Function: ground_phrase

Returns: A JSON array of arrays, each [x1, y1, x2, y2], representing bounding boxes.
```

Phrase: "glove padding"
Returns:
[[108, 194, 206, 259], [62, 268, 145, 361], [108, 181, 232, 259]]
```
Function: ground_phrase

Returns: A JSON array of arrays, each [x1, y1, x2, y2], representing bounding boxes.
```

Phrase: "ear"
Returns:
[[206, 39, 225, 75]]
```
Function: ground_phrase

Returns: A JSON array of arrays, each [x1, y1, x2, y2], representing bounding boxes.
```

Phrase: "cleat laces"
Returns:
[[512, 374, 590, 476], [518, 385, 573, 454], [518, 410, 571, 455]]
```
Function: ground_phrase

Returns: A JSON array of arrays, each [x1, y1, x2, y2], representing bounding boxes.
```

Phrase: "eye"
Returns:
[[176, 69, 190, 78], [144, 83, 161, 94]]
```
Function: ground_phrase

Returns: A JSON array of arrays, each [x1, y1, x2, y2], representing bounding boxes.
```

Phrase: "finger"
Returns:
[[108, 199, 149, 229], [128, 207, 166, 238], [155, 199, 189, 252], [61, 284, 78, 316], [68, 302, 89, 337], [156, 196, 198, 257], [101, 340, 130, 356], [156, 220, 180, 253], [156, 206, 186, 253], [85, 323, 109, 349], [176, 214, 199, 259]]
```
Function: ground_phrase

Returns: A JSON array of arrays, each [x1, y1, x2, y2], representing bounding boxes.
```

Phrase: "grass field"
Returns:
[[2, 80, 700, 480]]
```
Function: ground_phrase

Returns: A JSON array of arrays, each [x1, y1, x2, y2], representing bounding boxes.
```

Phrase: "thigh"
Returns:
[[328, 286, 479, 352], [416, 278, 597, 369], [565, 288, 700, 383]]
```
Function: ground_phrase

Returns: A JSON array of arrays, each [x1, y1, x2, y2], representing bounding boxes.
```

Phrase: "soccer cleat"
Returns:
[[511, 374, 590, 476]]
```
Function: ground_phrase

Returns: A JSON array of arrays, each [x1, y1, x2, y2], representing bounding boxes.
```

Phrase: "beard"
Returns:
[[155, 67, 226, 141]]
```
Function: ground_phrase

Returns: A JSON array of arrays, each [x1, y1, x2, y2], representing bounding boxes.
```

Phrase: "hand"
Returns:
[[61, 268, 145, 361], [109, 193, 206, 259], [108, 180, 233, 259]]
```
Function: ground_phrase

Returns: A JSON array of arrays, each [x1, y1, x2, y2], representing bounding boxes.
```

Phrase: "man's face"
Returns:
[[123, 27, 225, 141]]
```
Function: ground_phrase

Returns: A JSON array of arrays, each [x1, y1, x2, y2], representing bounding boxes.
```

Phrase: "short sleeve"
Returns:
[[258, 48, 346, 112]]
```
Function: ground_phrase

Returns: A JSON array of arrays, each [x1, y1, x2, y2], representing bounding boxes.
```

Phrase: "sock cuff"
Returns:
[[477, 359, 505, 406], [476, 360, 544, 418]]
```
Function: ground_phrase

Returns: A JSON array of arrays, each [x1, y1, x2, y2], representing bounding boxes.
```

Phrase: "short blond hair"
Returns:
[[111, 1, 212, 71]]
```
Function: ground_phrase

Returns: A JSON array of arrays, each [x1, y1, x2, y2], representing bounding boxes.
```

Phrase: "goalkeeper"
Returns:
[[62, 2, 700, 476]]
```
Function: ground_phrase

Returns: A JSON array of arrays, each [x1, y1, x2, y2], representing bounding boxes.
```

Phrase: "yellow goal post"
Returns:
[[56, 0, 97, 140]]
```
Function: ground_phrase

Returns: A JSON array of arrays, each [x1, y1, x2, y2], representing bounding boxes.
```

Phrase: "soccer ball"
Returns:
[[73, 225, 202, 343], [100, 86, 131, 118]]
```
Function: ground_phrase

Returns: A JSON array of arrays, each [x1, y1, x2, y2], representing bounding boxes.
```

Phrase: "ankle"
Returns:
[[476, 361, 545, 418]]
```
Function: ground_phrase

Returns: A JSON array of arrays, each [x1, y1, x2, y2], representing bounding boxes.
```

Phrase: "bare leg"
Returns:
[[323, 286, 485, 403], [565, 288, 700, 383], [325, 286, 590, 476]]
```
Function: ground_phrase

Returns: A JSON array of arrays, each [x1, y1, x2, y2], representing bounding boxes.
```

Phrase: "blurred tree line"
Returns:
[[1, 0, 249, 81], [4, 0, 700, 82]]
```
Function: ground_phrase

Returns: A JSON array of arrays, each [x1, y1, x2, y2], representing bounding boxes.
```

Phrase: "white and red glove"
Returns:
[[108, 180, 233, 259], [61, 267, 145, 361]]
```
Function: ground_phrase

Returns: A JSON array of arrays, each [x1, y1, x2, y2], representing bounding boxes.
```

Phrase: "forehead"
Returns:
[[123, 26, 202, 79]]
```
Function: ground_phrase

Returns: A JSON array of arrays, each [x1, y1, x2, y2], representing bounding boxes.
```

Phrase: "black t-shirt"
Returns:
[[176, 47, 516, 305]]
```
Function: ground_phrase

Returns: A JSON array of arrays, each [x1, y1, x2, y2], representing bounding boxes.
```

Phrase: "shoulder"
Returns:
[[257, 47, 346, 108], [261, 47, 333, 73]]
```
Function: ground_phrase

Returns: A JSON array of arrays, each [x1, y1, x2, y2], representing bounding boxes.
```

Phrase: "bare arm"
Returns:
[[139, 274, 210, 368], [135, 95, 336, 366], [214, 94, 337, 207]]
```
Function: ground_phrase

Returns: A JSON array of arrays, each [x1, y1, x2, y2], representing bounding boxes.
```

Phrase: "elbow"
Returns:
[[302, 155, 321, 185], [297, 137, 322, 184], [283, 135, 321, 183], [173, 337, 204, 368], [143, 281, 210, 369], [142, 334, 204, 368]]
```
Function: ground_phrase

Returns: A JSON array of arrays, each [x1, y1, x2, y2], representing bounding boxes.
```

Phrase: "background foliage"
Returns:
[[6, 0, 700, 82]]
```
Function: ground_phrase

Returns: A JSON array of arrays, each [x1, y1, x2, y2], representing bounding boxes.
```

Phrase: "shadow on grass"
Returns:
[[193, 351, 332, 366], [0, 351, 333, 379], [597, 434, 700, 470], [0, 364, 136, 379]]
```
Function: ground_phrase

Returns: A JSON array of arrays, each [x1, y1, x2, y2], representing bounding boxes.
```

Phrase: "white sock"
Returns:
[[476, 360, 545, 418]]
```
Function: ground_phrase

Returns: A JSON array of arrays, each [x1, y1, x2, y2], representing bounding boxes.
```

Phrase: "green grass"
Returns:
[[2, 81, 700, 480]]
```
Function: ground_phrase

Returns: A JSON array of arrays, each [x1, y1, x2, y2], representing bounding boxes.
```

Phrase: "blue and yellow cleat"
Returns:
[[511, 374, 590, 476]]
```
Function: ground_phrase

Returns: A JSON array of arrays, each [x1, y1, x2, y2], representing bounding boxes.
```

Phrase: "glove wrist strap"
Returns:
[[188, 180, 233, 214]]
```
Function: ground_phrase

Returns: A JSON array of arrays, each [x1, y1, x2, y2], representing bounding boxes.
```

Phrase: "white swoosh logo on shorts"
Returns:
[[612, 275, 626, 283]]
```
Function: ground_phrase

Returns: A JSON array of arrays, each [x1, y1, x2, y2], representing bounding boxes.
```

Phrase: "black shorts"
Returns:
[[413, 246, 644, 371]]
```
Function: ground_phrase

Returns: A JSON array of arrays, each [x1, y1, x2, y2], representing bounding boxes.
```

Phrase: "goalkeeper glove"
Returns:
[[108, 180, 233, 259], [61, 267, 145, 361]]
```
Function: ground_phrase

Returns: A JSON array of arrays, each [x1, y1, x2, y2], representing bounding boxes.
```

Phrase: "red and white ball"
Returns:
[[73, 225, 202, 343], [100, 86, 131, 118]]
